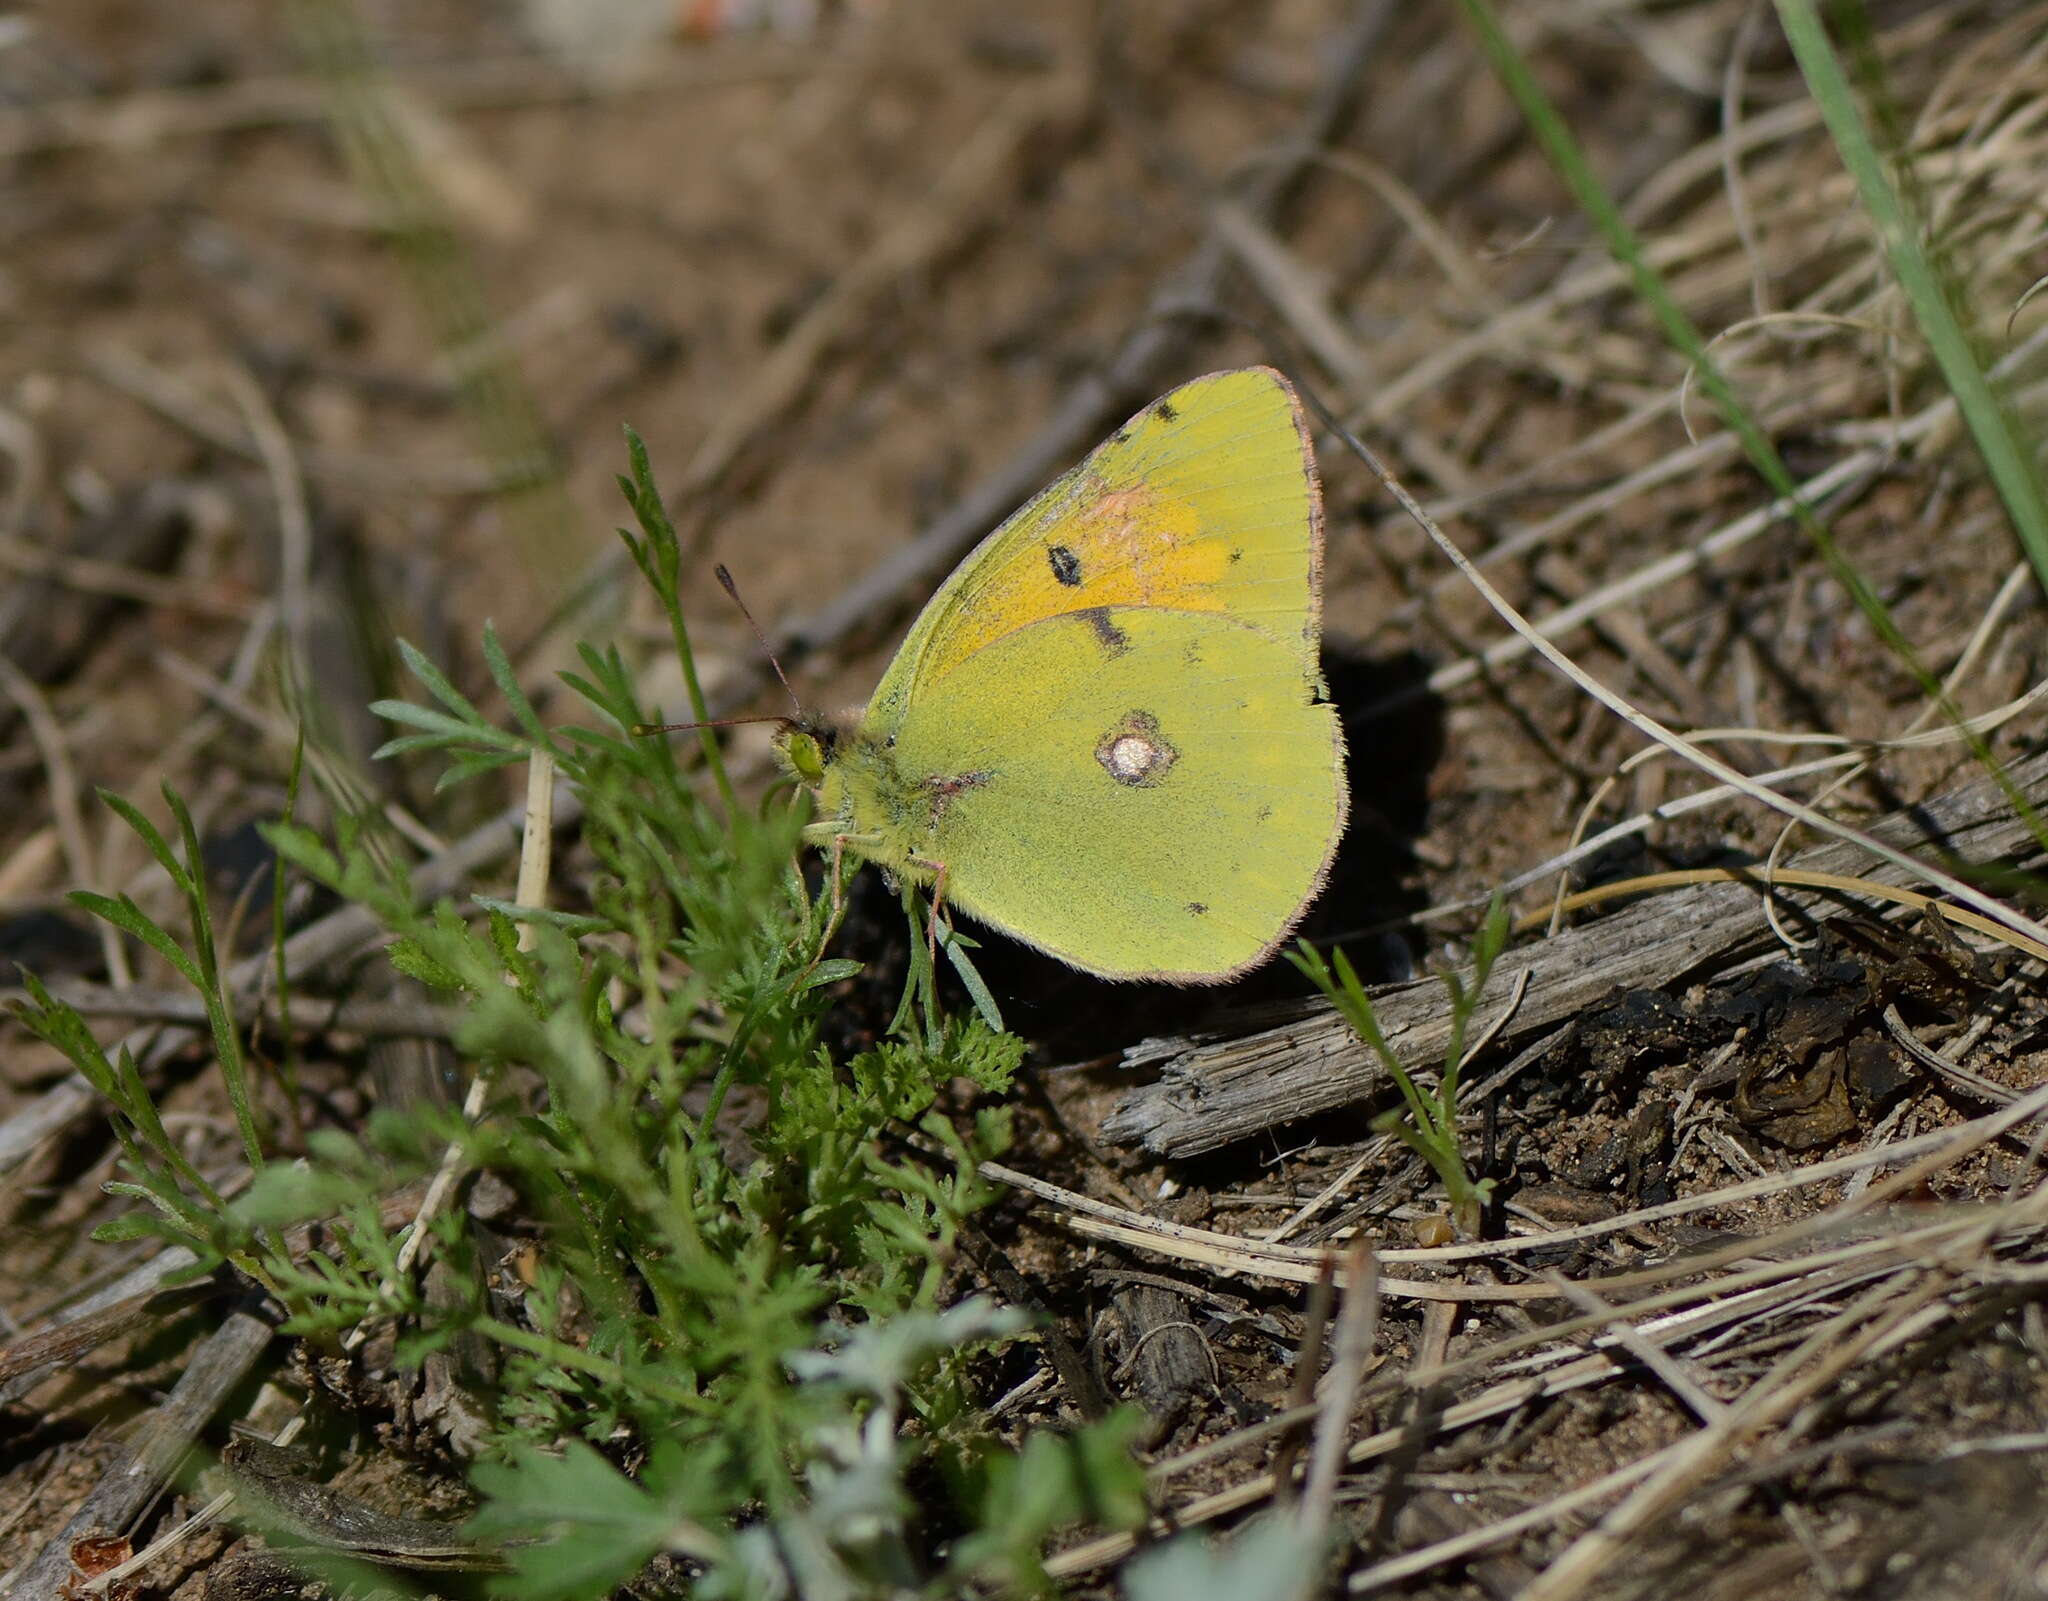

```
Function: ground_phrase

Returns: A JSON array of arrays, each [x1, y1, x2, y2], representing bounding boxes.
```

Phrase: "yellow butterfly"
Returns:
[[775, 367, 1347, 983]]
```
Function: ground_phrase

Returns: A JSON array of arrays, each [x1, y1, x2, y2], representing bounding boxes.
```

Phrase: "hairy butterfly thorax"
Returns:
[[775, 712, 960, 892]]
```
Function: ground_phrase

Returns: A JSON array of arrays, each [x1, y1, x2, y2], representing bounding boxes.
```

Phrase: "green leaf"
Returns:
[[395, 635, 489, 724], [953, 1409, 1147, 1587], [436, 750, 527, 792], [1125, 1515, 1323, 1601], [557, 646, 647, 735], [370, 699, 524, 756], [69, 891, 202, 988], [96, 788, 190, 893], [483, 623, 551, 748], [470, 1439, 726, 1599], [1775, 0, 2048, 587], [12, 972, 121, 1098], [367, 700, 477, 735], [472, 897, 613, 937], [90, 1212, 165, 1245], [945, 1018, 1025, 1094], [235, 1159, 380, 1229], [259, 820, 343, 888], [786, 1300, 1028, 1396], [941, 928, 1004, 1034], [386, 936, 470, 993]]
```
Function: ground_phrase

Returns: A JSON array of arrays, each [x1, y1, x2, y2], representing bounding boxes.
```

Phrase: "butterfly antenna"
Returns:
[[716, 564, 802, 715], [631, 565, 802, 738], [629, 712, 786, 736]]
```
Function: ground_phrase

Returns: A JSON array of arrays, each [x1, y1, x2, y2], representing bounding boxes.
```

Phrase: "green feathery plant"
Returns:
[[1292, 897, 1509, 1240], [13, 431, 1148, 1598]]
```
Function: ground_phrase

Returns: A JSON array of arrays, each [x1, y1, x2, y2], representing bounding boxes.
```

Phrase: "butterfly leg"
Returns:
[[796, 833, 854, 983]]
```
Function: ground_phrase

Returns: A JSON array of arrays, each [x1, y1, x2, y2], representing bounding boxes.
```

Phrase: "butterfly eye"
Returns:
[[777, 728, 827, 786]]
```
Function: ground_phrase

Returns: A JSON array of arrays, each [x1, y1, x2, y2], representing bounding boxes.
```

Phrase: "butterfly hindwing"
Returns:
[[882, 606, 1345, 982]]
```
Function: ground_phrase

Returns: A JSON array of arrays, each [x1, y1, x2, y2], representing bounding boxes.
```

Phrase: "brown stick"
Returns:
[[6, 1310, 274, 1597]]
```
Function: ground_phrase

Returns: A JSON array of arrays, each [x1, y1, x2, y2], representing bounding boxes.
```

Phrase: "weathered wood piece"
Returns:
[[9, 1309, 273, 1597], [0, 1281, 214, 1387], [1103, 748, 2048, 1158], [1110, 1283, 1211, 1443]]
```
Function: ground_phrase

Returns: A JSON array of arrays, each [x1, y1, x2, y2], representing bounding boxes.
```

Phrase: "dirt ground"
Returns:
[[5, 1, 2048, 1596]]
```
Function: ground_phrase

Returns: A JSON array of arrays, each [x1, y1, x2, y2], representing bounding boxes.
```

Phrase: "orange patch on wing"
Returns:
[[916, 482, 1241, 682], [1065, 488, 1232, 605]]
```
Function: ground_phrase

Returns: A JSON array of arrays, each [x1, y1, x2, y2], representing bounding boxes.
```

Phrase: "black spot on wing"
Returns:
[[1187, 902, 1208, 916], [1047, 544, 1083, 587], [1155, 399, 1179, 423], [1076, 607, 1130, 657]]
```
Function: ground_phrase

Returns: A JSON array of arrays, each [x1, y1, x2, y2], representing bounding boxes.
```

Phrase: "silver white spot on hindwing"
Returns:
[[1095, 710, 1177, 788]]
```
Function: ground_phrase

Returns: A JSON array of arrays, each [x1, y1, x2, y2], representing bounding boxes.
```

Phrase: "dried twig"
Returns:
[[4, 1310, 273, 1597]]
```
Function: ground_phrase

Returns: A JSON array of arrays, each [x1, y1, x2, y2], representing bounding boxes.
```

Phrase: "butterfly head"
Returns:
[[771, 713, 843, 791], [775, 713, 875, 852]]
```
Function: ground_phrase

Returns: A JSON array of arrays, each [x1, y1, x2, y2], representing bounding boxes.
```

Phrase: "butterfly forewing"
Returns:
[[868, 367, 1324, 733]]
